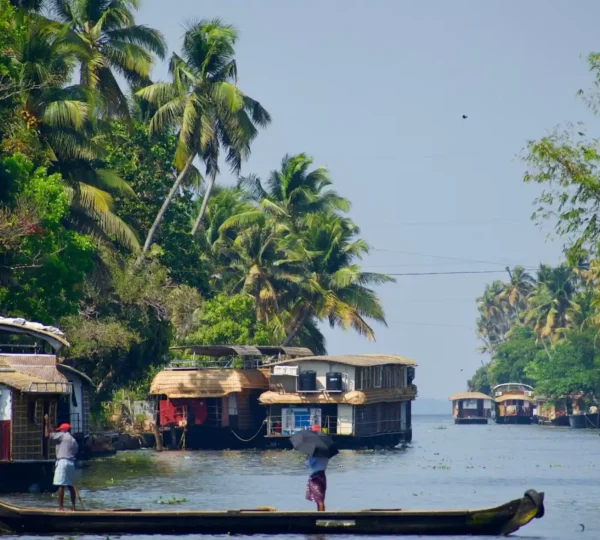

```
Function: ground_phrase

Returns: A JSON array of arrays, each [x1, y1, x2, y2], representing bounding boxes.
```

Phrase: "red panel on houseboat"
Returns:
[[0, 421, 10, 461], [159, 399, 207, 426]]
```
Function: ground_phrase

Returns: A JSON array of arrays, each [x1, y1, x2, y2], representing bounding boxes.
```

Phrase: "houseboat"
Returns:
[[536, 395, 585, 426], [259, 354, 417, 448], [568, 404, 599, 429], [493, 383, 535, 424], [449, 392, 493, 424], [0, 317, 89, 492], [149, 345, 313, 449]]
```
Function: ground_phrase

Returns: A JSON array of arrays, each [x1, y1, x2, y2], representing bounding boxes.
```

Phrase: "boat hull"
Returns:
[[454, 418, 488, 425], [0, 490, 544, 536], [569, 413, 600, 429]]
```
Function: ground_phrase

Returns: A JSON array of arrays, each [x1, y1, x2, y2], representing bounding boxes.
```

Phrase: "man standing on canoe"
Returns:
[[44, 415, 78, 511]]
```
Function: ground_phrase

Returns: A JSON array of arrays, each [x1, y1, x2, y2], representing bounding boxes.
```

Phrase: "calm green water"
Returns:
[[3, 415, 600, 539]]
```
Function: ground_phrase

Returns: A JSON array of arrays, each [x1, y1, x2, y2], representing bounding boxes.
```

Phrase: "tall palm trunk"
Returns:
[[137, 154, 195, 264], [191, 170, 217, 236], [282, 308, 311, 346]]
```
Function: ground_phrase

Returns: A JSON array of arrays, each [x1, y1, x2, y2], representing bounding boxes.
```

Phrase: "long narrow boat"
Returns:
[[0, 490, 544, 536]]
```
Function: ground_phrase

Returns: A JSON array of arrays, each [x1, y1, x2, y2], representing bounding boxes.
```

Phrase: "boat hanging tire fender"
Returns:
[[524, 489, 545, 518]]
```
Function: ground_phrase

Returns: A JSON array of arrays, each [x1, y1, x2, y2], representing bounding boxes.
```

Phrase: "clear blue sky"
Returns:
[[138, 0, 600, 398]]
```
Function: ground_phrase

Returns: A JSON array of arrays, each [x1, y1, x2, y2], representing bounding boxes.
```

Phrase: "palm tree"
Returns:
[[14, 15, 139, 249], [475, 281, 511, 354], [236, 154, 350, 234], [137, 18, 270, 255], [524, 264, 580, 343], [500, 266, 535, 316], [48, 0, 166, 119], [280, 214, 393, 345]]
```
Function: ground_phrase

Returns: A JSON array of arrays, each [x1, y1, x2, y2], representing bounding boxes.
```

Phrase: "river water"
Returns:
[[3, 415, 600, 539]]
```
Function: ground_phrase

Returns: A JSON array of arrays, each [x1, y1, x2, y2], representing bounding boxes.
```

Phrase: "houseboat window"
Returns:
[[70, 382, 78, 407], [374, 367, 383, 388]]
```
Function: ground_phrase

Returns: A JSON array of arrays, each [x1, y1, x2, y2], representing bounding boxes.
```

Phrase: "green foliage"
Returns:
[[0, 153, 94, 321], [526, 328, 600, 399], [467, 364, 491, 395], [182, 294, 275, 346], [488, 327, 540, 387]]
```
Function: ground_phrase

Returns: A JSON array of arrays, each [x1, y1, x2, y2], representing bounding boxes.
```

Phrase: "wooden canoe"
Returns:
[[0, 489, 544, 536]]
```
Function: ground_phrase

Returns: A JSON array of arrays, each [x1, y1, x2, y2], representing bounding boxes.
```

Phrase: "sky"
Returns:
[[136, 0, 600, 398]]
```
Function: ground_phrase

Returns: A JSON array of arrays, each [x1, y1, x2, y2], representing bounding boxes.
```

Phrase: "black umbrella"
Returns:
[[290, 430, 339, 458]]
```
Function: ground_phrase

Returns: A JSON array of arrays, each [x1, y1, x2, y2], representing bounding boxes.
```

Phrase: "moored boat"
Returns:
[[493, 383, 535, 424], [0, 490, 544, 536], [449, 392, 493, 424], [568, 411, 599, 429]]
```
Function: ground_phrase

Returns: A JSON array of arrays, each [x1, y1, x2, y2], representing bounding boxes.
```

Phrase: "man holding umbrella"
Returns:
[[290, 430, 338, 511]]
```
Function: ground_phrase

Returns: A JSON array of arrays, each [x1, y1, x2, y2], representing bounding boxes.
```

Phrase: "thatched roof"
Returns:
[[266, 354, 417, 368], [0, 371, 70, 393], [449, 392, 493, 401], [149, 369, 269, 398], [0, 317, 69, 351], [1, 355, 68, 383], [259, 386, 417, 406]]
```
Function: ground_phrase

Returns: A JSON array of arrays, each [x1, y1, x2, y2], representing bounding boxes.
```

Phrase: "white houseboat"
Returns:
[[259, 354, 417, 447]]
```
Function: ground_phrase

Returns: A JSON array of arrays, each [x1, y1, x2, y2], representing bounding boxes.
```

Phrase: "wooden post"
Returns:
[[153, 423, 163, 452], [168, 424, 177, 450]]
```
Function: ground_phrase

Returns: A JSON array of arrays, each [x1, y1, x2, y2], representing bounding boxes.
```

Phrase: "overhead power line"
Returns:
[[386, 269, 536, 276], [372, 247, 523, 268]]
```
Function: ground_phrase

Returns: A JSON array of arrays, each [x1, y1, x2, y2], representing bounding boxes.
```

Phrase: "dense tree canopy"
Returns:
[[0, 4, 391, 400]]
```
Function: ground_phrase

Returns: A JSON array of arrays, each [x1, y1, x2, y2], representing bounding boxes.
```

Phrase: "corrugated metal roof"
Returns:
[[259, 387, 417, 406], [448, 392, 493, 401], [149, 369, 269, 398], [266, 354, 417, 368]]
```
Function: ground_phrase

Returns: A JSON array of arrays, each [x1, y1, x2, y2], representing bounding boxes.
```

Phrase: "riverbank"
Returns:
[[4, 415, 599, 539]]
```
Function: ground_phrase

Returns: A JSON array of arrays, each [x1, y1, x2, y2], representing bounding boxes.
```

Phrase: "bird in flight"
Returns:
[[462, 115, 468, 119]]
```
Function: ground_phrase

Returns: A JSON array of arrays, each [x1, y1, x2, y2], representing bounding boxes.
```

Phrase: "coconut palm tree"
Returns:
[[235, 154, 350, 234], [137, 18, 270, 255], [280, 214, 393, 345], [500, 266, 535, 316], [524, 264, 580, 343], [14, 15, 139, 249], [48, 0, 166, 119], [475, 281, 511, 354]]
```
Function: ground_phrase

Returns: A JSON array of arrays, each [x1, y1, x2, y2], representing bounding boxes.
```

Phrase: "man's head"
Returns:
[[56, 423, 71, 433]]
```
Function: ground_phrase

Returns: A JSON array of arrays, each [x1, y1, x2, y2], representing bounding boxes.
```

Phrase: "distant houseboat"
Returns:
[[493, 383, 535, 424], [536, 395, 585, 427], [149, 345, 313, 449], [449, 392, 493, 424], [568, 405, 599, 429], [259, 354, 417, 448], [0, 317, 89, 492]]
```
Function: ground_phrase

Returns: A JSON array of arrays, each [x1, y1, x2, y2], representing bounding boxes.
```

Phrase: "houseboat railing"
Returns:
[[0, 343, 47, 354], [26, 382, 72, 394], [167, 358, 266, 370], [265, 415, 404, 437]]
